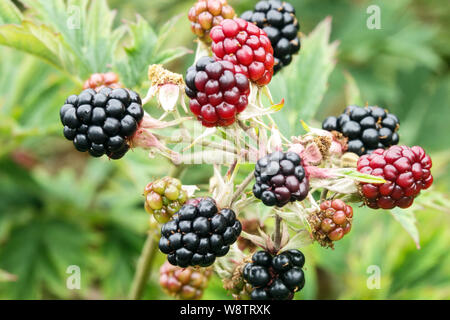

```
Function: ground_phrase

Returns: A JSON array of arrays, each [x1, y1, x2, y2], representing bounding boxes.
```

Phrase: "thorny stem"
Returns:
[[129, 229, 158, 300], [230, 171, 255, 205], [274, 215, 282, 251], [129, 164, 186, 300], [320, 188, 328, 201]]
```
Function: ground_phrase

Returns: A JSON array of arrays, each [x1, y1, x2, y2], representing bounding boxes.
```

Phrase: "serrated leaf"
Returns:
[[0, 0, 22, 24], [0, 21, 67, 71], [116, 15, 188, 88], [270, 17, 338, 125], [19, 0, 124, 78], [390, 208, 420, 249]]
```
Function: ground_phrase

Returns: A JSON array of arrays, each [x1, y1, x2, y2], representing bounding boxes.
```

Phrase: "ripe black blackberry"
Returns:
[[243, 250, 305, 300], [241, 0, 300, 74], [253, 151, 309, 207], [158, 197, 242, 268], [322, 105, 400, 156], [60, 87, 144, 159]]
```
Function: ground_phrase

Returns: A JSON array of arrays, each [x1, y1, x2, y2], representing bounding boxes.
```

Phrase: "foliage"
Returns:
[[0, 0, 448, 300]]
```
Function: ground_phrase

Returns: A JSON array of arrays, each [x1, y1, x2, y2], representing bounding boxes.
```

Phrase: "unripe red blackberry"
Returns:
[[322, 105, 400, 156], [357, 145, 433, 209], [159, 261, 212, 300], [241, 0, 300, 74], [253, 151, 309, 207], [243, 250, 305, 300], [144, 177, 188, 224], [159, 197, 242, 267], [60, 87, 144, 159], [188, 0, 236, 43], [83, 72, 122, 91], [185, 56, 250, 127], [210, 18, 275, 86], [309, 199, 353, 248]]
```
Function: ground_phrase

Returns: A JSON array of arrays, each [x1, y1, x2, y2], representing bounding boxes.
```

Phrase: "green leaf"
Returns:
[[19, 0, 124, 78], [116, 15, 189, 88], [270, 16, 338, 135], [390, 208, 420, 249], [0, 0, 22, 24], [338, 168, 386, 184], [344, 71, 363, 106], [0, 219, 89, 299], [0, 21, 67, 72]]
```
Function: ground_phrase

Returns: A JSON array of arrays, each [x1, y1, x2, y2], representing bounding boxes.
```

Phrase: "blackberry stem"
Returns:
[[274, 215, 282, 251], [129, 164, 186, 300], [320, 188, 328, 201], [129, 229, 158, 300], [230, 171, 255, 205]]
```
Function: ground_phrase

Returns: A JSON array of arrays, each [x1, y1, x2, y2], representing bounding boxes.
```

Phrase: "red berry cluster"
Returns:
[[83, 72, 122, 91], [357, 145, 433, 209], [185, 57, 250, 127], [210, 18, 275, 86], [309, 199, 353, 248], [159, 260, 212, 300]]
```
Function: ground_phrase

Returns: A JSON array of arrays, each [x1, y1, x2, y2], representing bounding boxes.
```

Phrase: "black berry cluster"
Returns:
[[60, 87, 144, 159], [253, 151, 309, 207], [322, 105, 400, 156], [241, 0, 300, 74], [243, 250, 305, 300], [159, 197, 242, 268]]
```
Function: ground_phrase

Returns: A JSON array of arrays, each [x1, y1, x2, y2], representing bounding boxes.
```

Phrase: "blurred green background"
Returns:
[[0, 0, 449, 299]]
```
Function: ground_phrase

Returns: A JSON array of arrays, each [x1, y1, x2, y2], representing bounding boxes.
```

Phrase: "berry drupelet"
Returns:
[[243, 250, 305, 300], [60, 87, 144, 159], [309, 199, 353, 248], [159, 261, 212, 300], [253, 151, 309, 207], [185, 56, 250, 127], [188, 0, 236, 43], [322, 105, 400, 156], [210, 18, 275, 86], [144, 177, 188, 224], [158, 197, 242, 268], [357, 145, 433, 209], [241, 0, 300, 74]]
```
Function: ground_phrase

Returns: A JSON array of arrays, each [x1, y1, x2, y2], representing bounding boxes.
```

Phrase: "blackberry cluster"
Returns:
[[188, 0, 235, 43], [322, 105, 400, 156], [210, 18, 275, 86], [60, 87, 144, 159], [83, 72, 121, 91], [309, 199, 353, 248], [144, 177, 188, 224], [185, 56, 250, 127], [159, 261, 212, 300], [253, 151, 309, 207], [243, 250, 305, 300], [358, 145, 433, 209], [241, 0, 300, 74], [159, 197, 242, 267]]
